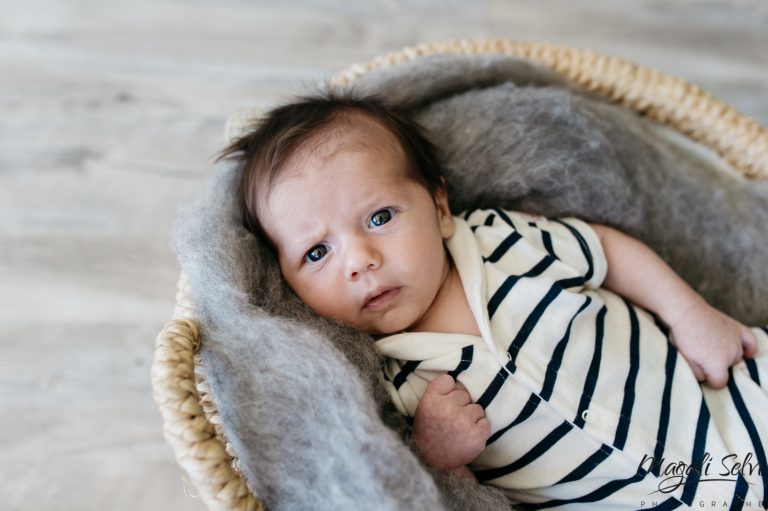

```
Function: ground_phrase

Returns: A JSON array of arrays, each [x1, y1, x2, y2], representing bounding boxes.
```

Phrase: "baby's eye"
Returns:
[[369, 208, 395, 228], [305, 244, 328, 263]]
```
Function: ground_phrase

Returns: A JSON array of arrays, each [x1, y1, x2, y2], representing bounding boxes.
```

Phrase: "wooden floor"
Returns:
[[1, 1, 766, 509]]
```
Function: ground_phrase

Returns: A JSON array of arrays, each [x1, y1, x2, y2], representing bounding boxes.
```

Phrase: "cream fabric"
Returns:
[[377, 209, 768, 509]]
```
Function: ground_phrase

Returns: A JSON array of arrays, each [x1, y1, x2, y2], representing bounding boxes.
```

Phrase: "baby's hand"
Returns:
[[412, 374, 491, 471], [669, 299, 757, 389]]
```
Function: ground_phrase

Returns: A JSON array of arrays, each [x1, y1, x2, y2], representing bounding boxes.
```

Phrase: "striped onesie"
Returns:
[[376, 208, 768, 510]]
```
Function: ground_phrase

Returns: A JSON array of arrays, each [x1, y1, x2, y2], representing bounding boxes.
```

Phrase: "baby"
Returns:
[[223, 92, 768, 509]]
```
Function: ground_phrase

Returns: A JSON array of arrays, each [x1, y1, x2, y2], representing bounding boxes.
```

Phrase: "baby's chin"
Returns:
[[325, 304, 424, 337], [322, 310, 403, 337], [325, 315, 402, 338], [361, 313, 424, 338], [360, 322, 404, 338]]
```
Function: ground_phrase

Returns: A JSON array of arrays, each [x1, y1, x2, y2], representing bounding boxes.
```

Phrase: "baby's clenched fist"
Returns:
[[412, 373, 492, 471]]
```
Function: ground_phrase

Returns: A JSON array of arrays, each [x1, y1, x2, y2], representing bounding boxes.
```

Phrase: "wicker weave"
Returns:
[[151, 39, 768, 511]]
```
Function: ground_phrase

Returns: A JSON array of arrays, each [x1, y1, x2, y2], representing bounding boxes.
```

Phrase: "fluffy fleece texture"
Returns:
[[173, 54, 768, 510]]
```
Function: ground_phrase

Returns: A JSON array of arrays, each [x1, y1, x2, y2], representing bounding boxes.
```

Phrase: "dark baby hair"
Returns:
[[217, 91, 447, 248]]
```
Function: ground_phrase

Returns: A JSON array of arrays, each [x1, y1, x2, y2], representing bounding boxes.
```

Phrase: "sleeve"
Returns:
[[552, 215, 608, 290], [463, 208, 608, 291]]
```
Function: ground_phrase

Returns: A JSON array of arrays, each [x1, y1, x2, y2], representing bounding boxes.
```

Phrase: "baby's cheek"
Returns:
[[298, 281, 344, 319]]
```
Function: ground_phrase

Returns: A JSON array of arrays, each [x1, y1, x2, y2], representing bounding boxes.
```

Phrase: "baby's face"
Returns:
[[259, 114, 454, 335]]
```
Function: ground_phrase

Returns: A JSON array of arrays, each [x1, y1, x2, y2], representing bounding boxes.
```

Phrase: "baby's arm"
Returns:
[[590, 224, 757, 388], [412, 374, 491, 477]]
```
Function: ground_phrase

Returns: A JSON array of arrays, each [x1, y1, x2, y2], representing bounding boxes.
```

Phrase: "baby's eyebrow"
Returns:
[[363, 191, 399, 210], [293, 229, 326, 252]]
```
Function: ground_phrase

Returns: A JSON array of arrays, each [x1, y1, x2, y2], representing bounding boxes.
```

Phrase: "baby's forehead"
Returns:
[[313, 111, 404, 155], [278, 112, 406, 180]]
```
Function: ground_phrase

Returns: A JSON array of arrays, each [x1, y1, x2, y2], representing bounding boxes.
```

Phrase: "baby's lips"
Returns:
[[362, 286, 401, 311]]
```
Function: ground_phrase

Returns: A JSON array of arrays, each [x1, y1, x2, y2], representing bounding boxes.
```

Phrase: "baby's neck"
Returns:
[[410, 258, 481, 337]]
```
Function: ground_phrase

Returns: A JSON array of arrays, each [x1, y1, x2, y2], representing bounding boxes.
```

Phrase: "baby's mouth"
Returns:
[[363, 286, 402, 311]]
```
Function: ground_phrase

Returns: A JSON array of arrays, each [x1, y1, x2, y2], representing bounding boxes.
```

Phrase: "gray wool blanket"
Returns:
[[173, 54, 768, 510]]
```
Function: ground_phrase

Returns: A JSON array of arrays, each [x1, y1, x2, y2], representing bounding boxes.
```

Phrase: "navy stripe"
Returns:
[[541, 230, 556, 258], [487, 275, 519, 320], [487, 255, 555, 319], [464, 210, 496, 232], [744, 358, 761, 386], [490, 208, 551, 260], [525, 255, 557, 278], [680, 398, 710, 505], [553, 218, 595, 283], [487, 393, 541, 445], [483, 231, 522, 263], [475, 421, 573, 482], [614, 298, 641, 450], [392, 360, 420, 390], [540, 297, 593, 400], [557, 276, 587, 290], [476, 362, 514, 409], [447, 345, 474, 380], [517, 465, 648, 509], [645, 497, 684, 510], [761, 326, 768, 335], [574, 306, 607, 428], [508, 284, 563, 364], [727, 367, 768, 504], [729, 473, 749, 511], [556, 443, 613, 484], [651, 339, 678, 477], [492, 207, 517, 228]]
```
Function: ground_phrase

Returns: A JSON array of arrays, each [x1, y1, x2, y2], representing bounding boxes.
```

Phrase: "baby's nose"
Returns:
[[346, 241, 381, 280]]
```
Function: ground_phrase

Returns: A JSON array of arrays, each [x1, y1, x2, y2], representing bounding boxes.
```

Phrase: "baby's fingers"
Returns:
[[740, 325, 758, 359], [703, 366, 730, 389], [464, 403, 486, 423], [425, 374, 457, 396], [696, 355, 730, 389], [449, 389, 471, 407], [466, 415, 492, 447], [684, 356, 706, 383], [475, 417, 492, 442], [684, 355, 728, 389]]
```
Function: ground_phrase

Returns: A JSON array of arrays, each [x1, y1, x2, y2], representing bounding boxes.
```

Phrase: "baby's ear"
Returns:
[[435, 187, 454, 239]]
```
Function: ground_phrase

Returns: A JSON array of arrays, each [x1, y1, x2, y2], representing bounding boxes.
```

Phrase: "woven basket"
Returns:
[[151, 39, 768, 511]]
